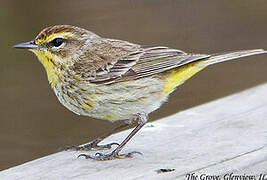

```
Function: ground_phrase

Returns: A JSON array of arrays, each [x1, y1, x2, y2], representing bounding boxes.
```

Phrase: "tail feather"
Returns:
[[205, 49, 267, 66]]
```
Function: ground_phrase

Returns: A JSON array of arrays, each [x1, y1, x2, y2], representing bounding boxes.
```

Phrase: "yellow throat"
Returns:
[[33, 50, 62, 88]]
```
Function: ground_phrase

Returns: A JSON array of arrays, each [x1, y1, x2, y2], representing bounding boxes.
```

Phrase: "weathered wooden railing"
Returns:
[[1, 83, 267, 180]]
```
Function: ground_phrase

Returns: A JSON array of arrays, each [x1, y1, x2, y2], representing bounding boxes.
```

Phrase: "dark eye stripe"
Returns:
[[51, 38, 64, 47]]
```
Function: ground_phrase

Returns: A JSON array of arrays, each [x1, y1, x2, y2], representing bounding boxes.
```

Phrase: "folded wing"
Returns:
[[71, 39, 210, 84]]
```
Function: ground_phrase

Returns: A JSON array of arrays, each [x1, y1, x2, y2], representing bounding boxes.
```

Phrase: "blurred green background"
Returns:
[[1, 0, 267, 170]]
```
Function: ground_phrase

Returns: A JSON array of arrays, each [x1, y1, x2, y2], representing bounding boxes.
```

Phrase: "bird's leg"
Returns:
[[63, 122, 129, 151], [78, 113, 147, 160]]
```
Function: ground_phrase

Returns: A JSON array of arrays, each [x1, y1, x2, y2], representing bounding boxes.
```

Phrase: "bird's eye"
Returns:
[[51, 38, 64, 47]]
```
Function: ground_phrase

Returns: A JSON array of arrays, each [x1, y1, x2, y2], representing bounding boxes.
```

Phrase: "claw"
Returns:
[[78, 150, 142, 161], [77, 154, 92, 159], [95, 152, 103, 156], [93, 142, 120, 150], [116, 151, 142, 159]]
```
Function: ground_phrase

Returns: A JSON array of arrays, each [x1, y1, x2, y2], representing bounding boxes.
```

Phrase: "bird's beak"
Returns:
[[13, 40, 39, 49]]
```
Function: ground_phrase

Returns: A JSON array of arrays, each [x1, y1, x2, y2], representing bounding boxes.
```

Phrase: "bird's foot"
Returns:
[[62, 139, 119, 151], [78, 150, 142, 161]]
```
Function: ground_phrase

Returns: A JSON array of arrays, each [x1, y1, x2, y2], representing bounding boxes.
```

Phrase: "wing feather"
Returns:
[[71, 39, 209, 84]]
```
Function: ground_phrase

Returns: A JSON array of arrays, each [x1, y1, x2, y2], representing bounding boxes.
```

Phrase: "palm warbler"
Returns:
[[14, 25, 267, 160]]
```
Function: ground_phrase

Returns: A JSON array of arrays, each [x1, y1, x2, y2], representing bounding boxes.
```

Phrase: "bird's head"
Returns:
[[14, 25, 99, 87]]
